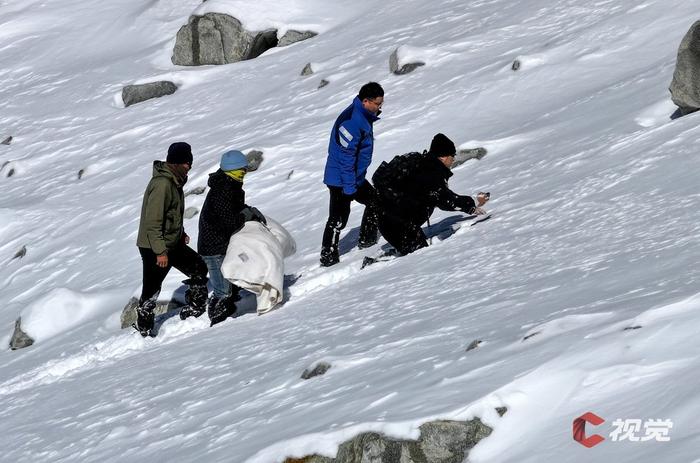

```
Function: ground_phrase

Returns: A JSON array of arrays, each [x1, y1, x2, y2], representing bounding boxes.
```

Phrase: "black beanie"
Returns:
[[428, 133, 456, 157], [166, 142, 193, 164]]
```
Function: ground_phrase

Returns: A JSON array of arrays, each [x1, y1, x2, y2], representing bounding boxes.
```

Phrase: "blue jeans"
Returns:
[[202, 255, 233, 299]]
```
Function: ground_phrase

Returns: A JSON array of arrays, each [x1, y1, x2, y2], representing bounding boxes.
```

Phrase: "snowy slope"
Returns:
[[1, 0, 700, 461]]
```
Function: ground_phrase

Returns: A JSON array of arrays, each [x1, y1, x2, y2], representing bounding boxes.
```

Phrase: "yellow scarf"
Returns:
[[224, 169, 246, 182]]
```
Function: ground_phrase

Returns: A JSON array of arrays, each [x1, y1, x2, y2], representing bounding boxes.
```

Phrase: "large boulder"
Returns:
[[172, 14, 317, 66], [122, 81, 178, 107], [172, 13, 278, 66], [119, 297, 185, 329], [389, 46, 425, 75], [670, 20, 700, 115], [284, 415, 499, 463]]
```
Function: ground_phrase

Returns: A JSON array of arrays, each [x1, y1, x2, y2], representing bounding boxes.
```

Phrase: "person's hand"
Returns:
[[156, 254, 169, 268], [471, 206, 487, 215], [183, 233, 190, 245], [476, 191, 490, 207], [241, 206, 267, 224]]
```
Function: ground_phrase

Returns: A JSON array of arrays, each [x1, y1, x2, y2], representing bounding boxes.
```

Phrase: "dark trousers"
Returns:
[[321, 182, 379, 253], [377, 212, 428, 256], [139, 245, 208, 304]]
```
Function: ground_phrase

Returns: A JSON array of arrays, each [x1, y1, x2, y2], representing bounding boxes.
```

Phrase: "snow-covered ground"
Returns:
[[1, 0, 700, 461]]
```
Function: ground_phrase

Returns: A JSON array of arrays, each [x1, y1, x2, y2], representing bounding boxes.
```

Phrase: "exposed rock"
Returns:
[[172, 13, 279, 66], [623, 325, 642, 331], [287, 170, 294, 180], [120, 297, 185, 329], [389, 47, 425, 75], [452, 147, 487, 168], [465, 339, 482, 352], [301, 361, 331, 379], [511, 59, 521, 71], [496, 407, 508, 417], [1, 136, 12, 145], [318, 79, 330, 89], [184, 207, 199, 219], [9, 317, 34, 350], [185, 186, 207, 196], [12, 245, 26, 260], [301, 62, 314, 76], [523, 331, 541, 341], [246, 150, 264, 171], [670, 20, 700, 115], [78, 168, 85, 180], [285, 416, 496, 463], [7, 168, 15, 177], [122, 81, 178, 107], [278, 30, 317, 47]]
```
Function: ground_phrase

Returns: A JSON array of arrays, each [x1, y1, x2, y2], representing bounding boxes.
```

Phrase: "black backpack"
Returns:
[[372, 151, 426, 203]]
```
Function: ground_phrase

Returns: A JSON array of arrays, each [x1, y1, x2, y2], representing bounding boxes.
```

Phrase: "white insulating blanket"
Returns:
[[221, 217, 296, 314]]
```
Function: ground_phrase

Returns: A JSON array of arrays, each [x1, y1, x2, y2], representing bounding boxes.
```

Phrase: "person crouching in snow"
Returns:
[[198, 149, 266, 326], [372, 133, 490, 256]]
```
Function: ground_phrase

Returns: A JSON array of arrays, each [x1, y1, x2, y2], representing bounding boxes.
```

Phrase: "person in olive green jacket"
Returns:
[[135, 142, 208, 337]]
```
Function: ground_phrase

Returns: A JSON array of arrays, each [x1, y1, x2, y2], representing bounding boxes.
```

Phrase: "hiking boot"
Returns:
[[357, 237, 378, 249], [179, 278, 208, 320], [320, 248, 339, 267], [208, 296, 237, 326], [134, 299, 156, 337]]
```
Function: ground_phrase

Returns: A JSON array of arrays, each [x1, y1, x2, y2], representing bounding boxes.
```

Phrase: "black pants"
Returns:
[[377, 212, 428, 256], [321, 182, 379, 253], [139, 245, 208, 304]]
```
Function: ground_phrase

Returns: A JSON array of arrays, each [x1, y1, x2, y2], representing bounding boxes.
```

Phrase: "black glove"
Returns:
[[240, 206, 267, 225]]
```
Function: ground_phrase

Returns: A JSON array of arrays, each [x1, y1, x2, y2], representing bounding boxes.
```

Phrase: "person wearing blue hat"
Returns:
[[196, 149, 266, 326]]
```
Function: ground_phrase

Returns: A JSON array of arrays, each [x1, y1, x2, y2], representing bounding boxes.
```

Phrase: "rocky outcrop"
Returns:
[[301, 361, 331, 380], [9, 317, 34, 350], [246, 150, 264, 172], [389, 47, 425, 75], [283, 414, 501, 463], [452, 147, 487, 168], [1, 136, 12, 145], [670, 20, 700, 116], [301, 63, 314, 76], [172, 14, 317, 66], [279, 30, 317, 47], [122, 81, 178, 107]]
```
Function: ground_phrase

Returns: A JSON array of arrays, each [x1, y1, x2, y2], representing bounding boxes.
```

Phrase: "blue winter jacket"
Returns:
[[323, 96, 380, 195]]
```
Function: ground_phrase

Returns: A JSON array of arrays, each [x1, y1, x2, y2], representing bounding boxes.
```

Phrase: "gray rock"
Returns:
[[185, 186, 207, 196], [78, 168, 85, 180], [12, 245, 26, 260], [278, 30, 317, 47], [670, 20, 700, 113], [523, 331, 541, 341], [246, 150, 264, 171], [122, 81, 178, 107], [301, 361, 331, 379], [120, 297, 185, 329], [301, 62, 314, 76], [287, 170, 294, 180], [1, 136, 12, 145], [465, 339, 481, 352], [623, 325, 642, 331], [496, 407, 508, 417], [285, 417, 495, 463], [172, 13, 279, 66], [9, 317, 34, 350], [184, 207, 199, 219], [511, 59, 521, 71], [389, 48, 425, 75], [452, 147, 487, 168], [318, 79, 330, 89]]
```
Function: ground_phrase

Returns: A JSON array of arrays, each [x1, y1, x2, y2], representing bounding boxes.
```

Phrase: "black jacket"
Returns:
[[198, 170, 247, 256], [373, 152, 476, 226]]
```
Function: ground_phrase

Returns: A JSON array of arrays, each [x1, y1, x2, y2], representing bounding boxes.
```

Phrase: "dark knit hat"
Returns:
[[166, 142, 193, 165], [428, 133, 456, 157]]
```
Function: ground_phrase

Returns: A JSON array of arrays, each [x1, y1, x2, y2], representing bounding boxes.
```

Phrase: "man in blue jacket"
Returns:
[[320, 82, 384, 267]]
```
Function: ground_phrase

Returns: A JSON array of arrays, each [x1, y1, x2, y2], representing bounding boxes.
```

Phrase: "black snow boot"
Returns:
[[134, 299, 156, 337], [208, 296, 238, 327], [320, 247, 339, 267], [179, 278, 208, 320]]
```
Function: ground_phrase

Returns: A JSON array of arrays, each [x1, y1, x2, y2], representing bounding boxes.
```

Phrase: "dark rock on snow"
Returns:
[[670, 20, 700, 116], [389, 48, 425, 75], [120, 297, 185, 329], [301, 361, 331, 379], [1, 136, 12, 145], [246, 150, 264, 171], [122, 81, 178, 107], [301, 62, 314, 76], [9, 317, 34, 350]]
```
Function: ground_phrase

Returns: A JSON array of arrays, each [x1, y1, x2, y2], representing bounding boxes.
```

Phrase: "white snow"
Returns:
[[1, 0, 700, 462]]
